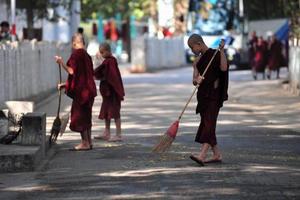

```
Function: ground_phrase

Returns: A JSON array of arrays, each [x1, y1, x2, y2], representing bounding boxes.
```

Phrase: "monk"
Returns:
[[187, 34, 228, 166], [267, 35, 283, 79], [55, 33, 97, 150], [252, 36, 268, 80], [94, 42, 125, 142], [248, 31, 257, 72]]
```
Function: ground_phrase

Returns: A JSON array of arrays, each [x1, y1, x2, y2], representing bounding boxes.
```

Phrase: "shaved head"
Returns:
[[187, 34, 204, 47], [99, 42, 111, 53], [72, 33, 85, 46]]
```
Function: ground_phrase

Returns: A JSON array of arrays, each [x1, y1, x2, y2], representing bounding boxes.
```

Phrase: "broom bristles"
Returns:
[[60, 113, 69, 136], [152, 133, 175, 153], [49, 116, 61, 145]]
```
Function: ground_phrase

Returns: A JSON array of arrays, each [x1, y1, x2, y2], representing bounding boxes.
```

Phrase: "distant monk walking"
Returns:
[[55, 33, 97, 150], [248, 31, 257, 74], [252, 36, 268, 80], [267, 35, 283, 79]]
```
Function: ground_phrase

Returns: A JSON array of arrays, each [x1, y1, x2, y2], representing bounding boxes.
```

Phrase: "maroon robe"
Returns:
[[94, 55, 125, 120], [268, 39, 283, 71], [195, 48, 228, 146], [253, 42, 268, 72], [65, 48, 97, 132], [248, 36, 257, 68]]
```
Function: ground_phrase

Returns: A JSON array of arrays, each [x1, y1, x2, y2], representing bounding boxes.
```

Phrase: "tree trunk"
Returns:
[[26, 1, 35, 40]]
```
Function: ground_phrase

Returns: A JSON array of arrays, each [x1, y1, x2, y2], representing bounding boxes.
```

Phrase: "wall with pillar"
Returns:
[[0, 42, 70, 105]]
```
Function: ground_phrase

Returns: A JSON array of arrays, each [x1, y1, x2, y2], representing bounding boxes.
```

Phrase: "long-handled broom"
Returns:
[[152, 45, 222, 153], [49, 63, 63, 145]]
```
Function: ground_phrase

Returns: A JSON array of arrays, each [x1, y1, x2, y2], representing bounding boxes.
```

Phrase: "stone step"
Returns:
[[0, 112, 49, 173], [0, 144, 43, 173]]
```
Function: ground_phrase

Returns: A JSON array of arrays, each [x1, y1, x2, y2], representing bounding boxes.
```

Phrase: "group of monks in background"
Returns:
[[248, 31, 286, 80]]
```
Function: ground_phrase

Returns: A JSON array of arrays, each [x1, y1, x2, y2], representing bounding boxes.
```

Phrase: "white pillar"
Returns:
[[158, 0, 174, 27], [10, 0, 16, 41], [70, 0, 81, 37]]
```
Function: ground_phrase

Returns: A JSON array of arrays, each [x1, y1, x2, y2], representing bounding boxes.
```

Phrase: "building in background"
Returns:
[[0, 0, 80, 43]]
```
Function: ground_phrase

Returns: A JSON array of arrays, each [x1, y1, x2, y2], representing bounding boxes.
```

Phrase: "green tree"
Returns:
[[281, 0, 300, 39], [81, 0, 152, 21], [243, 0, 300, 38]]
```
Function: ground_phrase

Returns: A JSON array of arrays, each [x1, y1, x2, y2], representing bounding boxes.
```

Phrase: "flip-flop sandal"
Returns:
[[69, 147, 91, 151], [108, 137, 123, 142], [94, 135, 110, 140], [204, 159, 222, 164], [190, 155, 204, 166]]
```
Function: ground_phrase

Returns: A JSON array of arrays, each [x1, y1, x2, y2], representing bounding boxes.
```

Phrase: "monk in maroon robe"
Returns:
[[248, 31, 258, 70], [253, 36, 268, 80], [55, 33, 97, 150], [267, 35, 283, 79], [94, 43, 125, 142], [187, 34, 228, 166]]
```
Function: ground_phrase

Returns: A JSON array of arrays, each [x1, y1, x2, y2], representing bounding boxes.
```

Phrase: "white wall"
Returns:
[[0, 0, 8, 21], [0, 42, 70, 104], [145, 37, 186, 70], [131, 36, 186, 71]]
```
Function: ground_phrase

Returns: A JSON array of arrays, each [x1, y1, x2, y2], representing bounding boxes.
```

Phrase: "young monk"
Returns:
[[267, 35, 283, 79], [55, 33, 97, 150], [187, 34, 228, 166], [94, 42, 125, 142]]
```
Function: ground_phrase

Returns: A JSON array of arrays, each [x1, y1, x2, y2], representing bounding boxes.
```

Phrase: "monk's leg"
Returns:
[[74, 129, 90, 149], [109, 118, 123, 142], [115, 118, 121, 136], [252, 68, 257, 80], [194, 101, 220, 162], [104, 119, 111, 137], [276, 68, 280, 79], [266, 68, 271, 79], [94, 119, 111, 140], [198, 143, 210, 160], [87, 128, 92, 148], [211, 145, 222, 160]]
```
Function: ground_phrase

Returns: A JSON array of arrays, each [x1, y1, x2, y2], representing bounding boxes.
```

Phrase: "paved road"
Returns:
[[0, 67, 299, 200]]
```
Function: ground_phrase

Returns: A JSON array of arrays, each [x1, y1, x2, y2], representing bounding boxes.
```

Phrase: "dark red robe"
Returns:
[[248, 36, 257, 68], [65, 48, 97, 132], [94, 56, 125, 120], [195, 48, 228, 146], [253, 42, 268, 72], [268, 39, 283, 71]]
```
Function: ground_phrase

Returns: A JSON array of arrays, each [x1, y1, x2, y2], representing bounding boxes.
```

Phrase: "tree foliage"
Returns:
[[15, 0, 72, 39], [81, 0, 153, 21], [244, 0, 300, 37]]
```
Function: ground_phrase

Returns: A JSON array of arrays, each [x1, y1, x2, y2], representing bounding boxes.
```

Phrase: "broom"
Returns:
[[49, 63, 63, 145], [152, 45, 222, 153]]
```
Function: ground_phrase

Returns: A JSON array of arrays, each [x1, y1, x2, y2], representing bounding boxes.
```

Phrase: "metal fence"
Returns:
[[0, 41, 70, 104]]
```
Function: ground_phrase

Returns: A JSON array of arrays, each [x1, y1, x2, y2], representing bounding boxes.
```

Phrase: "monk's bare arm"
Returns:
[[219, 40, 228, 71], [55, 56, 74, 75], [61, 62, 74, 75], [220, 49, 228, 71], [193, 56, 203, 85]]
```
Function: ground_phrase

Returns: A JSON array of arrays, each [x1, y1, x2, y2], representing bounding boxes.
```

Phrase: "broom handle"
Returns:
[[178, 48, 220, 121], [56, 63, 62, 117]]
